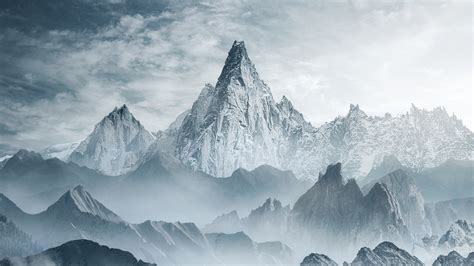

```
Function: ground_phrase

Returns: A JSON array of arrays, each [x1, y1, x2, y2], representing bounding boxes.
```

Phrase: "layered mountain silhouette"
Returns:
[[291, 163, 411, 252], [0, 239, 155, 266], [37, 41, 473, 181], [0, 149, 112, 211], [0, 186, 295, 265]]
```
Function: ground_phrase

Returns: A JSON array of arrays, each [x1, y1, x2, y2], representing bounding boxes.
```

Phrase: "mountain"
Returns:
[[0, 155, 11, 170], [348, 242, 423, 266], [0, 239, 155, 266], [361, 169, 429, 238], [203, 210, 243, 234], [433, 251, 474, 266], [205, 231, 294, 264], [160, 41, 473, 180], [68, 105, 155, 176], [291, 163, 410, 255], [131, 220, 218, 264], [244, 198, 290, 241], [438, 220, 474, 250], [173, 40, 313, 178], [0, 149, 112, 210], [203, 197, 291, 242], [115, 150, 308, 224], [0, 186, 295, 265], [300, 253, 338, 266], [359, 155, 407, 186], [425, 198, 474, 235], [415, 159, 474, 202], [0, 214, 41, 259]]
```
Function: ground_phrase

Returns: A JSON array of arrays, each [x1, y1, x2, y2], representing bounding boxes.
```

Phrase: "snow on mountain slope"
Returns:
[[42, 141, 81, 161], [162, 41, 473, 179], [69, 105, 155, 176], [439, 220, 474, 250]]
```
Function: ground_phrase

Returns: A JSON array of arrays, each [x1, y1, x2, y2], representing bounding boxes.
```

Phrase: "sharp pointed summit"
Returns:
[[45, 185, 123, 223], [174, 40, 309, 177], [69, 105, 155, 176]]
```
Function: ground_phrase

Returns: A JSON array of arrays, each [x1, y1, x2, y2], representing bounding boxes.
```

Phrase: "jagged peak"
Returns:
[[318, 162, 344, 185], [261, 198, 283, 211], [409, 104, 449, 117], [47, 186, 123, 223], [278, 95, 294, 112], [347, 104, 367, 117], [215, 40, 264, 93], [12, 149, 43, 161], [107, 104, 133, 120]]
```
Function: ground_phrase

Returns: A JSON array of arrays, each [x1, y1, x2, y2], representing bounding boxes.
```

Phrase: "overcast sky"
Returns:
[[0, 0, 472, 156]]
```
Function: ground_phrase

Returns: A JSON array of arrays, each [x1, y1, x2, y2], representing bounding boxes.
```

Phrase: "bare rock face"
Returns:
[[291, 163, 411, 249], [69, 105, 155, 176], [349, 242, 423, 266], [362, 169, 429, 239]]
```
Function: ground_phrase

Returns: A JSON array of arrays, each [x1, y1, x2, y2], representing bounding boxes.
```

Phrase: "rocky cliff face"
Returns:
[[300, 253, 338, 266], [362, 169, 429, 239], [69, 105, 155, 176], [291, 163, 411, 249], [349, 242, 423, 266], [433, 251, 474, 266]]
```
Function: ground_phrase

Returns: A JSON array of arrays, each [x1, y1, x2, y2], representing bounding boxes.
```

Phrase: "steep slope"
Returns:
[[173, 40, 314, 178], [132, 221, 218, 264], [361, 169, 429, 238], [415, 159, 474, 202], [0, 239, 155, 266], [203, 210, 243, 234], [438, 220, 474, 250], [300, 253, 338, 266], [425, 197, 474, 235], [69, 104, 155, 176], [291, 163, 410, 254], [0, 214, 41, 259], [244, 198, 290, 241], [349, 242, 423, 266]]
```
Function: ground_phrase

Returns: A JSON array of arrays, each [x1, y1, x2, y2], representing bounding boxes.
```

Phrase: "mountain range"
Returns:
[[0, 186, 295, 265], [36, 41, 473, 181]]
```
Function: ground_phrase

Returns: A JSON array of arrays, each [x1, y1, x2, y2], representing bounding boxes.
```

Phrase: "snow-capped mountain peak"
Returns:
[[68, 104, 155, 176]]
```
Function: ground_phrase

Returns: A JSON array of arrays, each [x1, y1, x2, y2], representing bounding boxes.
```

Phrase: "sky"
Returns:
[[0, 0, 472, 156]]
